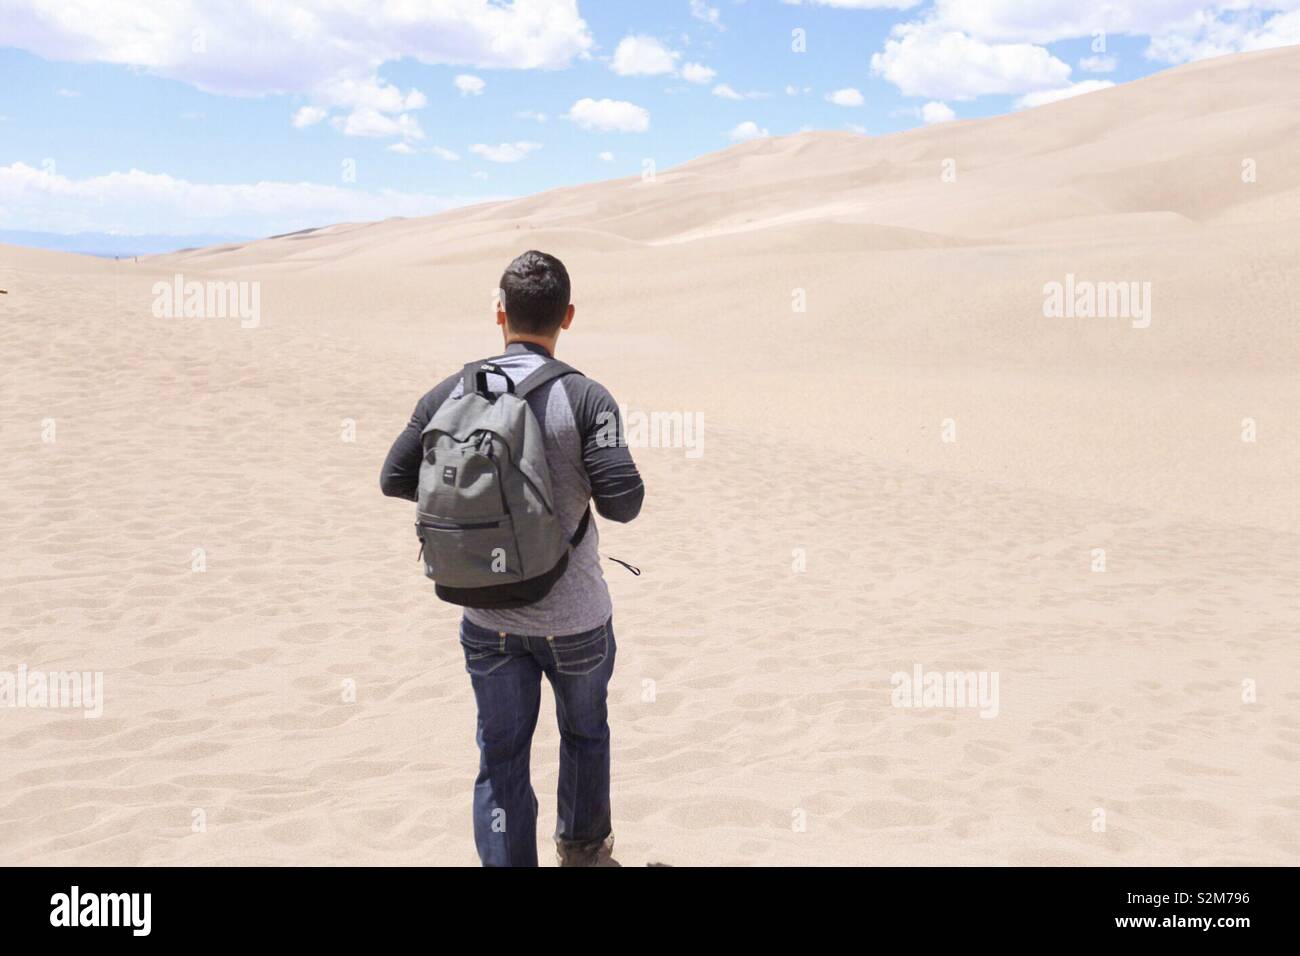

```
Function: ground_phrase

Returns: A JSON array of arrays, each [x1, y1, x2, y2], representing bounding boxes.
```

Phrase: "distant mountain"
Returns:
[[0, 229, 253, 259]]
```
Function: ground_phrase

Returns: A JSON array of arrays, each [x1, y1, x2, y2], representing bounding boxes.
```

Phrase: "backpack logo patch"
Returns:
[[442, 465, 458, 485]]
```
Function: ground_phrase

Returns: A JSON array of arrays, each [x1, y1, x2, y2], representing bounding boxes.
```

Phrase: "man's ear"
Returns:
[[496, 308, 508, 329], [560, 304, 575, 331]]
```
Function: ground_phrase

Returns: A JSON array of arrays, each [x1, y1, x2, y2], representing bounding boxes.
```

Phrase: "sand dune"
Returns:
[[1, 46, 1297, 865]]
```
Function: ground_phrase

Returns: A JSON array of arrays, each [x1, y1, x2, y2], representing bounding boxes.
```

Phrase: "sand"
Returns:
[[1, 45, 1297, 866]]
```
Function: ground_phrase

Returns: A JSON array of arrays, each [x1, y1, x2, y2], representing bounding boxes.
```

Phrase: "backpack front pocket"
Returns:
[[417, 514, 523, 586], [419, 443, 506, 519]]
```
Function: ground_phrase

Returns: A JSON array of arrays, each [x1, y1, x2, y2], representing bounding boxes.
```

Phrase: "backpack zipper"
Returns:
[[417, 517, 502, 531]]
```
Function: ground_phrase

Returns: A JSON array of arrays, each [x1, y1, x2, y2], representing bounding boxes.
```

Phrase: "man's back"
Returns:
[[380, 340, 643, 634]]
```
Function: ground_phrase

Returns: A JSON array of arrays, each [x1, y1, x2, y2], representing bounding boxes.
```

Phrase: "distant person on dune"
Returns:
[[380, 250, 644, 867]]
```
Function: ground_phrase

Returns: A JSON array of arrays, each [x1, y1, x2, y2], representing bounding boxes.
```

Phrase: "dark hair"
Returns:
[[499, 250, 571, 335]]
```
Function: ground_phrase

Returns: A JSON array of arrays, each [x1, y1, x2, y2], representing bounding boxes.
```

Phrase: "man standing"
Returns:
[[381, 251, 644, 866]]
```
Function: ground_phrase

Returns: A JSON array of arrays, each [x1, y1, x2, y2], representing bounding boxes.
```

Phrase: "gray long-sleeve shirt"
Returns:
[[381, 341, 644, 635]]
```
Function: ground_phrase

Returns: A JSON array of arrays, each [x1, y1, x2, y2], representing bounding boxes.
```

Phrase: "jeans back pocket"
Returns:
[[547, 624, 609, 676], [459, 623, 510, 676]]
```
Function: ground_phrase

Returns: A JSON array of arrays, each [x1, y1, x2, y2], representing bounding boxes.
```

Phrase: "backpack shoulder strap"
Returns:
[[569, 506, 591, 547], [515, 359, 583, 398], [508, 357, 590, 546]]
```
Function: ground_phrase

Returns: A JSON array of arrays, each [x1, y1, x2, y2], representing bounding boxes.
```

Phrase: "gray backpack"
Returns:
[[415, 359, 589, 608]]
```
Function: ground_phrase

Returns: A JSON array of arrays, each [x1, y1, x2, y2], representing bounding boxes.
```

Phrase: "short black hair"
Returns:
[[499, 250, 571, 335]]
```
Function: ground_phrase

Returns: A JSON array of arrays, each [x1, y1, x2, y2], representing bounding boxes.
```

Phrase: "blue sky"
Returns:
[[1, 0, 1296, 245]]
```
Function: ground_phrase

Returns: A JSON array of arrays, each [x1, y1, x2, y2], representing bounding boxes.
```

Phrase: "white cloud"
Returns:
[[564, 97, 650, 132], [454, 74, 485, 96], [331, 109, 424, 141], [928, 0, 1138, 43], [292, 106, 327, 128], [712, 83, 769, 101], [871, 22, 1071, 100], [782, 0, 920, 8], [681, 62, 716, 84], [2, 0, 594, 78], [1078, 54, 1116, 72], [598, 151, 615, 162], [516, 110, 548, 122], [0, 161, 497, 237], [387, 143, 460, 159], [728, 120, 769, 142], [921, 100, 956, 123], [690, 1, 724, 29], [316, 75, 426, 114], [469, 141, 542, 163], [929, 1, 1252, 45], [1014, 79, 1114, 109], [826, 87, 865, 106], [926, 1, 1300, 65], [1146, 8, 1300, 63], [865, 2, 1300, 102], [0, 0, 592, 137], [610, 35, 679, 76], [785, 84, 811, 95], [56, 88, 80, 97]]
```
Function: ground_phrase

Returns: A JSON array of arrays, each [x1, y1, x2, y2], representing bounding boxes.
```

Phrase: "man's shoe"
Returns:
[[557, 833, 620, 867]]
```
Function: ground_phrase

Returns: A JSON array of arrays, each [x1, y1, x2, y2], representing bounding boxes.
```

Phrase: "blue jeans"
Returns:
[[459, 615, 616, 867]]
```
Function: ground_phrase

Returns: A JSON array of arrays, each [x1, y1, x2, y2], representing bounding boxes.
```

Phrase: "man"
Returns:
[[380, 250, 644, 867]]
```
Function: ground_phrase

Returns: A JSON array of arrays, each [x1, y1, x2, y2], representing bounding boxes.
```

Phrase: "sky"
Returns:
[[1, 0, 1298, 247]]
